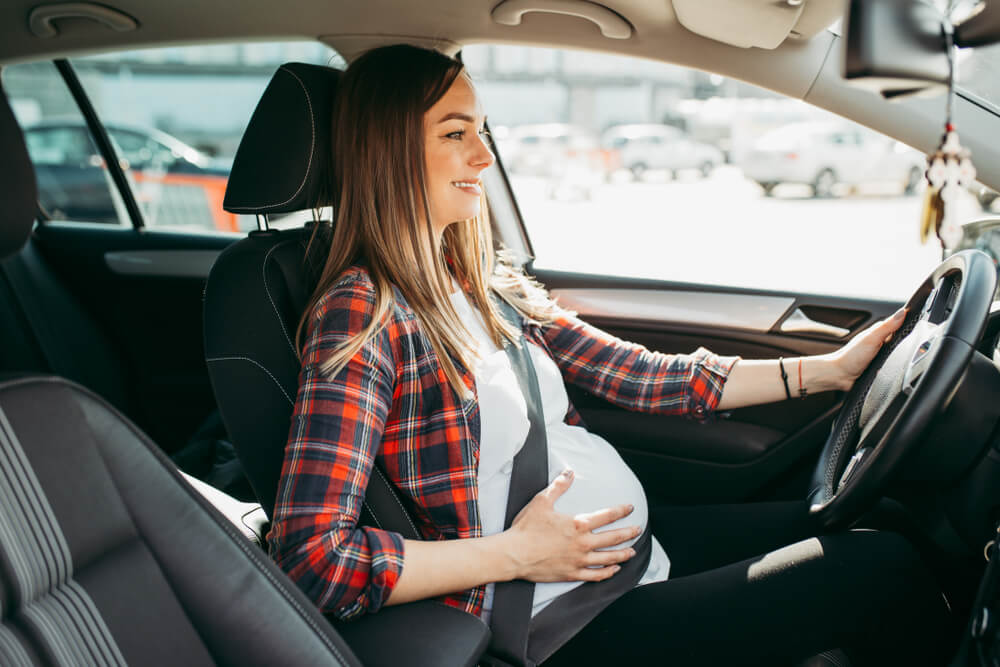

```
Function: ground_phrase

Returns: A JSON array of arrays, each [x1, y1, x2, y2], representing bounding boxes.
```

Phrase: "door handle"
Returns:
[[779, 308, 850, 338]]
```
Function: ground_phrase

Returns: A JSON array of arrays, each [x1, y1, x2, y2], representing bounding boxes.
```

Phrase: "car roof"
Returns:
[[0, 0, 844, 64], [1, 0, 998, 188]]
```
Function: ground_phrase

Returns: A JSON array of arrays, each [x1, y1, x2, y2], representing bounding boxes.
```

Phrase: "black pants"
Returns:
[[545, 501, 954, 666]]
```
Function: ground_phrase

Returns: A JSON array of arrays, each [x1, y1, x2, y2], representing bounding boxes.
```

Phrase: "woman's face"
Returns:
[[423, 73, 495, 240]]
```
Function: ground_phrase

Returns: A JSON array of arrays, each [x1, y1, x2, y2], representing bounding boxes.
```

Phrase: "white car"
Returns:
[[742, 121, 926, 197], [504, 123, 610, 198], [602, 123, 724, 179]]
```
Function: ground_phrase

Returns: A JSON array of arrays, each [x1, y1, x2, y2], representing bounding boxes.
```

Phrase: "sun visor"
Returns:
[[672, 0, 846, 49]]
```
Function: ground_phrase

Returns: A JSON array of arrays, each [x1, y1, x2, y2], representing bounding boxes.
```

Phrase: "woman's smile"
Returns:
[[452, 179, 482, 195]]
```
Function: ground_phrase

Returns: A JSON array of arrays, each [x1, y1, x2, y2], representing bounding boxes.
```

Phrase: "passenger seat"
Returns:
[[0, 75, 362, 667]]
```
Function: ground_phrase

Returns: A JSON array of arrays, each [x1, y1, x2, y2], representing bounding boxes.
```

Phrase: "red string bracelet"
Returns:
[[797, 357, 807, 398]]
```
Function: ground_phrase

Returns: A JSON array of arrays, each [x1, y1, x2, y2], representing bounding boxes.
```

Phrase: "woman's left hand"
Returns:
[[828, 308, 907, 391]]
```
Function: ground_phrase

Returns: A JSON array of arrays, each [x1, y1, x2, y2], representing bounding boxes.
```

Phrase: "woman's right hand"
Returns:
[[502, 469, 640, 583]]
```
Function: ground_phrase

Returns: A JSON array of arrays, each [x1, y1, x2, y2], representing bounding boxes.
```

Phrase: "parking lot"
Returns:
[[511, 166, 979, 301]]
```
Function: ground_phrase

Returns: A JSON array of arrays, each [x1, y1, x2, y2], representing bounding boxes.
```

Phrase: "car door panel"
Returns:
[[32, 221, 235, 453], [534, 267, 900, 503]]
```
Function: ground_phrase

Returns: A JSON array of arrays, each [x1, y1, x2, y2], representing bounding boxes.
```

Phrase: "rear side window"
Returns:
[[4, 41, 342, 233], [3, 61, 128, 225], [73, 42, 342, 233]]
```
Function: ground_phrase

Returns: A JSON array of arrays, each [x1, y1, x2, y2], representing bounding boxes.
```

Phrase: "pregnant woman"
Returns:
[[268, 44, 950, 666]]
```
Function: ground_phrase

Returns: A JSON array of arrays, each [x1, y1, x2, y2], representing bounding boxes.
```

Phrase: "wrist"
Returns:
[[802, 354, 850, 394], [487, 530, 524, 582]]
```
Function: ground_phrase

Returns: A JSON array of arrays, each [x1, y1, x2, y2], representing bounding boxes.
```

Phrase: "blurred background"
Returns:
[[6, 41, 1000, 300]]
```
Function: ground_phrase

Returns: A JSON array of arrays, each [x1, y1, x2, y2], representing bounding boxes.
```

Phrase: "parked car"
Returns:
[[24, 120, 239, 230], [742, 121, 926, 198], [601, 123, 724, 179], [504, 123, 611, 198]]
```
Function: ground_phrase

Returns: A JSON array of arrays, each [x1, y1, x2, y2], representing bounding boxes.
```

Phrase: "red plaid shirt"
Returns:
[[268, 264, 738, 620]]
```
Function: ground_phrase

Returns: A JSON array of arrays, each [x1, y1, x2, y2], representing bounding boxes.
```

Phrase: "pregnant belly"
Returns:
[[530, 426, 650, 614], [547, 425, 649, 546]]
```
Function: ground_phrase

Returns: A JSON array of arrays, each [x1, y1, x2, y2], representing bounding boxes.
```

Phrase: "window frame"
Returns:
[[52, 58, 146, 229]]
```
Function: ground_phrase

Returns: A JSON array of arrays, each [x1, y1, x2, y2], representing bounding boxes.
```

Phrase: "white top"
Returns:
[[449, 290, 670, 621]]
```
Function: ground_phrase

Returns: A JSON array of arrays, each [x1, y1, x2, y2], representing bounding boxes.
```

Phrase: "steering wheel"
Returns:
[[807, 249, 997, 529]]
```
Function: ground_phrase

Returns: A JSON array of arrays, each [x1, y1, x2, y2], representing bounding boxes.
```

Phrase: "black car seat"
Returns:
[[203, 62, 491, 666], [204, 62, 422, 531], [0, 75, 363, 667]]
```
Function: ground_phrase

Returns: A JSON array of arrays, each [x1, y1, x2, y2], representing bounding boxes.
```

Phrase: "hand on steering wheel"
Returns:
[[830, 307, 907, 391], [808, 250, 997, 529]]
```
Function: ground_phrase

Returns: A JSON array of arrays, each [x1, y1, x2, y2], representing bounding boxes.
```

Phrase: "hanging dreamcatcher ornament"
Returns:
[[919, 18, 977, 251]]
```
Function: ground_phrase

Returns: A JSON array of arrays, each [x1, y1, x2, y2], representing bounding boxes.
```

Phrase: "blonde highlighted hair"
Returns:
[[299, 44, 562, 398]]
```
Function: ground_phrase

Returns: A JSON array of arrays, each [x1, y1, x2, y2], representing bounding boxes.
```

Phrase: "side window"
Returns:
[[3, 62, 128, 225], [71, 42, 342, 233], [5, 43, 342, 232], [464, 45, 957, 301]]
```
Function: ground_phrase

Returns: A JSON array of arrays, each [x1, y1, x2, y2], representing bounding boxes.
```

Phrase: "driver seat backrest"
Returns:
[[0, 76, 361, 667], [203, 62, 419, 537]]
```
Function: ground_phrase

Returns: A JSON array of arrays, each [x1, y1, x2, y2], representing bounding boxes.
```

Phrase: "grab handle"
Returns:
[[491, 0, 633, 39]]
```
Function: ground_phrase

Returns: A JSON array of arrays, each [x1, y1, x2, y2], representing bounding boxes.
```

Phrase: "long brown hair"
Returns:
[[299, 44, 560, 398]]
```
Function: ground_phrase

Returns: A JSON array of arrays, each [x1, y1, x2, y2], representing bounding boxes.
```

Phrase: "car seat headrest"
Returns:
[[0, 82, 39, 260], [223, 62, 341, 216]]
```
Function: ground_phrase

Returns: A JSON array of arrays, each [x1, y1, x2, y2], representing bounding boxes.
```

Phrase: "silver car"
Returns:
[[742, 121, 925, 198], [602, 124, 724, 179]]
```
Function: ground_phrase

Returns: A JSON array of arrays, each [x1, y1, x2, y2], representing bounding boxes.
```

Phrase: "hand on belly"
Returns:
[[551, 465, 649, 551], [505, 469, 643, 583]]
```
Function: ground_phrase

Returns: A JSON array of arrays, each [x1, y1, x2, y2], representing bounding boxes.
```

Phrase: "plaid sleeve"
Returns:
[[267, 276, 405, 620], [539, 311, 740, 419]]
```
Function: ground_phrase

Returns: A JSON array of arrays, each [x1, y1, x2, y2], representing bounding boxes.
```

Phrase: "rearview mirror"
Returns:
[[844, 0, 1000, 100], [843, 0, 951, 99]]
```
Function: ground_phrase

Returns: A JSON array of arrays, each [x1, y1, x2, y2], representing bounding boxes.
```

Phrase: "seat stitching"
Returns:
[[206, 356, 294, 406], [817, 650, 847, 667], [371, 465, 419, 537], [226, 66, 316, 212], [0, 626, 33, 667], [362, 501, 383, 529], [197, 505, 351, 665], [13, 377, 353, 666], [0, 406, 127, 666], [261, 239, 301, 361]]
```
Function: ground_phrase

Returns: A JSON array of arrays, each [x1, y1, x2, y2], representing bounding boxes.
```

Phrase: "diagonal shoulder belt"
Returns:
[[489, 298, 652, 667]]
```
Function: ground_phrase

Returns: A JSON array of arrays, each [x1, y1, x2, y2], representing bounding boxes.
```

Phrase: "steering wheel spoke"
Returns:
[[807, 250, 997, 529]]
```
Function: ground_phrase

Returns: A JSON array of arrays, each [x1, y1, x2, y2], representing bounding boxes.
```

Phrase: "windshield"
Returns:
[[959, 43, 1000, 110]]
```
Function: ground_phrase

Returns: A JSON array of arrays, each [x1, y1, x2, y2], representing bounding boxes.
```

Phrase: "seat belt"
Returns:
[[0, 245, 70, 378], [489, 298, 550, 666], [488, 299, 652, 667]]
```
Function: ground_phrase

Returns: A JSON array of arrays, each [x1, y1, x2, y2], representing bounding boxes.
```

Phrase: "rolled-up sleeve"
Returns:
[[267, 278, 405, 620], [538, 312, 740, 419]]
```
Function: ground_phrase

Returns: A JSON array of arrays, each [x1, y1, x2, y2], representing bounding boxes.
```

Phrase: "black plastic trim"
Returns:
[[54, 59, 145, 229]]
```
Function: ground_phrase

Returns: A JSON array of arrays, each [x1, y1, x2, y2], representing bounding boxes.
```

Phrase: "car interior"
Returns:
[[3, 0, 1000, 665]]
